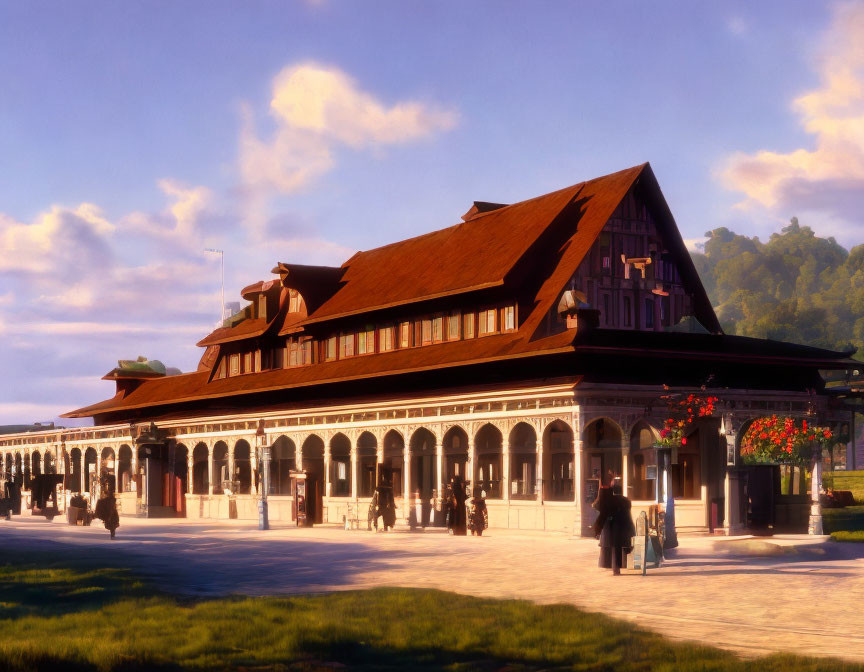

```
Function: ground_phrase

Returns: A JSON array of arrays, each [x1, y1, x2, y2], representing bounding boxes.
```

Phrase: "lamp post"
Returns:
[[256, 423, 270, 531]]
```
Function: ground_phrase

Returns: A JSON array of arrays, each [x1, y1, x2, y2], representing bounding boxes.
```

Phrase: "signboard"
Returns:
[[726, 436, 737, 466], [584, 478, 600, 504], [645, 465, 657, 480]]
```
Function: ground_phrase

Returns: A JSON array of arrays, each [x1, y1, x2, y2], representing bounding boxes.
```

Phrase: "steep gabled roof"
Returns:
[[299, 179, 588, 325], [64, 163, 774, 421]]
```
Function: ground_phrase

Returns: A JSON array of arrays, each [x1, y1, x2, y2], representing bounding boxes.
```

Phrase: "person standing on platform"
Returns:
[[94, 471, 119, 539], [447, 475, 468, 536], [375, 472, 396, 532], [469, 485, 488, 536], [593, 476, 635, 575]]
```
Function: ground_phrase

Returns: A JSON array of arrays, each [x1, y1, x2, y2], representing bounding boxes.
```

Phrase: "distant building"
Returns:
[[1, 164, 859, 532], [0, 422, 58, 436]]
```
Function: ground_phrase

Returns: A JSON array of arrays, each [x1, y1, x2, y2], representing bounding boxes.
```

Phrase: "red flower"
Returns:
[[681, 437, 687, 445]]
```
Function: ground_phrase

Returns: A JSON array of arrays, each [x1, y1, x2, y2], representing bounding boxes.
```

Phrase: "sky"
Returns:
[[1, 0, 862, 427]]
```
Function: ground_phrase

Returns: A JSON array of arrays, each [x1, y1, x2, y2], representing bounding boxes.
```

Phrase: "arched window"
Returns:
[[474, 424, 502, 499], [630, 423, 658, 501], [329, 434, 351, 497], [509, 423, 537, 500], [544, 420, 574, 501], [356, 432, 377, 498], [270, 436, 295, 496]]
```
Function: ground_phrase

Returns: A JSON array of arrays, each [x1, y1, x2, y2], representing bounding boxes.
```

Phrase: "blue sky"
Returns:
[[0, 1, 860, 426]]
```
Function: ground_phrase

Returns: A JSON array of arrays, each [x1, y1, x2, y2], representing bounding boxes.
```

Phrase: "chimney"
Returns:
[[557, 289, 600, 334]]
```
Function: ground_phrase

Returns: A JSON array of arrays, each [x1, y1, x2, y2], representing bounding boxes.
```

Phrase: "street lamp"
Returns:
[[204, 248, 225, 323], [256, 422, 270, 531]]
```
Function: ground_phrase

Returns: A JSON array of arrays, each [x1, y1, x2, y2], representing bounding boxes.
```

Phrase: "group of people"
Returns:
[[0, 471, 118, 539], [444, 475, 488, 536], [592, 472, 636, 575], [370, 471, 488, 536]]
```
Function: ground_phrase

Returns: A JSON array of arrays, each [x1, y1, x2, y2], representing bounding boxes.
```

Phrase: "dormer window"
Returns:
[[432, 315, 444, 343], [464, 312, 475, 339], [288, 291, 302, 313], [502, 305, 515, 331], [448, 310, 461, 340], [399, 321, 411, 348], [258, 295, 267, 321], [380, 325, 395, 352], [358, 325, 375, 355], [479, 309, 497, 335], [339, 333, 354, 358]]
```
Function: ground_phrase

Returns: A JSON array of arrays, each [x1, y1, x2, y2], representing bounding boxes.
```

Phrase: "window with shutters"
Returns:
[[502, 305, 515, 331], [379, 325, 395, 352], [432, 315, 444, 343], [448, 310, 460, 340], [339, 333, 355, 358], [399, 321, 411, 348], [464, 312, 475, 339], [358, 325, 375, 355], [478, 308, 497, 335]]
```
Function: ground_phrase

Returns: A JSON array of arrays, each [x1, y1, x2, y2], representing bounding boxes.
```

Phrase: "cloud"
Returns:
[[720, 3, 864, 240], [0, 204, 113, 274], [0, 62, 436, 425], [683, 237, 707, 253], [239, 63, 458, 197]]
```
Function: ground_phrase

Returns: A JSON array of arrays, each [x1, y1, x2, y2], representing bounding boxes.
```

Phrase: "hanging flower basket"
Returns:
[[739, 415, 832, 466], [657, 394, 718, 449]]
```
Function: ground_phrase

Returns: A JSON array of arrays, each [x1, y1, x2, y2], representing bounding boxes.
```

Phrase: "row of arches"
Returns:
[[1, 415, 702, 505], [180, 421, 579, 502], [3, 445, 137, 494]]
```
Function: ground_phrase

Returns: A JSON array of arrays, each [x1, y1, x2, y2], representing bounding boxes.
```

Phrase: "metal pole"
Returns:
[[258, 439, 270, 531]]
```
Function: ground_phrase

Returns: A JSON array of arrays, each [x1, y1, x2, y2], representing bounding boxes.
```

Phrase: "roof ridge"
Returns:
[[339, 165, 646, 264]]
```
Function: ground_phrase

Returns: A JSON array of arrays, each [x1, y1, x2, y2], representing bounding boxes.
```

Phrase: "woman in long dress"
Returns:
[[447, 475, 468, 535], [593, 478, 634, 574], [94, 471, 119, 539]]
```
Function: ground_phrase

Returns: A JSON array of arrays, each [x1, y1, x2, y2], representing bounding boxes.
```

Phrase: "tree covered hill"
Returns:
[[690, 218, 864, 359]]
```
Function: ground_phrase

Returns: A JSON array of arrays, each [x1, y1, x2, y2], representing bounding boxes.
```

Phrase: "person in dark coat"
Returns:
[[374, 473, 397, 531], [469, 485, 488, 536], [5, 476, 21, 516], [593, 478, 635, 575], [93, 471, 119, 539], [447, 475, 468, 535]]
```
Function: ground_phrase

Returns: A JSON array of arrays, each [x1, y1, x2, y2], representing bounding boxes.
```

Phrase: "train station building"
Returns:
[[0, 163, 858, 535]]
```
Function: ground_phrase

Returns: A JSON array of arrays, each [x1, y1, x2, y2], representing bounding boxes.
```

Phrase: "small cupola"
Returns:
[[557, 290, 600, 333]]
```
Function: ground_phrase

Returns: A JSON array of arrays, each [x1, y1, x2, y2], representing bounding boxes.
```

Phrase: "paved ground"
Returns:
[[2, 515, 864, 662]]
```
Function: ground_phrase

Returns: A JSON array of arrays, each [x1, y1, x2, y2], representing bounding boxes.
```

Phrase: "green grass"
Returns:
[[831, 530, 864, 543], [823, 470, 864, 504], [823, 505, 864, 536], [0, 551, 862, 671]]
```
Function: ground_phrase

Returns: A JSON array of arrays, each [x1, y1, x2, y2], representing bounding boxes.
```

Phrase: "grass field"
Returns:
[[825, 470, 864, 504], [0, 551, 862, 671]]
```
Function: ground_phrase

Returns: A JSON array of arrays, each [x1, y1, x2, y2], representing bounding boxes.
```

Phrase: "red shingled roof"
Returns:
[[64, 163, 762, 420], [300, 181, 585, 324], [196, 318, 269, 347]]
